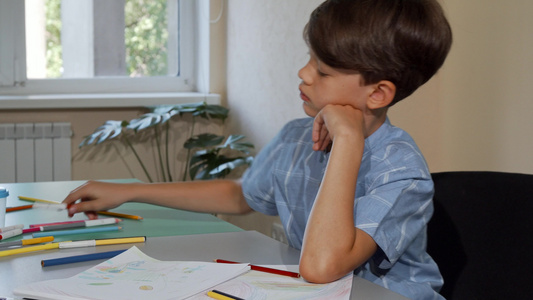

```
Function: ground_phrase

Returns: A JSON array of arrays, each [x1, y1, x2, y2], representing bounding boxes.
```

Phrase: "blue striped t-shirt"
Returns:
[[242, 117, 444, 299]]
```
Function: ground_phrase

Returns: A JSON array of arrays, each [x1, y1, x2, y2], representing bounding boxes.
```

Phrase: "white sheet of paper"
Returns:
[[188, 265, 353, 300], [14, 246, 250, 300]]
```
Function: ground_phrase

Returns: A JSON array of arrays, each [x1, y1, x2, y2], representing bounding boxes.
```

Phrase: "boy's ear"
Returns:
[[367, 80, 396, 109]]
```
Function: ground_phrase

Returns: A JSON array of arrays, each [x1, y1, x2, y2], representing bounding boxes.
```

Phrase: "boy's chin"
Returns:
[[302, 103, 318, 118]]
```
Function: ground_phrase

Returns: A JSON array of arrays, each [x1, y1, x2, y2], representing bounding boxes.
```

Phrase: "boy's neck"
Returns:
[[364, 108, 388, 139]]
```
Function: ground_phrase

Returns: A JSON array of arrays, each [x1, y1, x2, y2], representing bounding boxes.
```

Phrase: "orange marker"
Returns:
[[6, 204, 33, 213]]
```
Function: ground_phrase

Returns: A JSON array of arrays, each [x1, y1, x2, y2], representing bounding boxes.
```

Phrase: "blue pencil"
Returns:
[[41, 249, 127, 267], [32, 226, 122, 238]]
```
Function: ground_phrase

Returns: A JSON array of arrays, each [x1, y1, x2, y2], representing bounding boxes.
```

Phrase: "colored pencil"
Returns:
[[0, 242, 61, 257], [207, 290, 245, 300], [0, 229, 23, 240], [6, 204, 33, 213], [0, 224, 24, 233], [35, 218, 121, 232], [214, 259, 301, 278], [18, 195, 143, 220], [22, 227, 41, 234], [32, 226, 122, 238], [41, 249, 127, 267], [18, 196, 57, 204], [0, 236, 54, 249], [97, 211, 143, 220], [0, 227, 39, 236], [58, 236, 146, 248], [92, 236, 145, 246], [30, 220, 86, 228]]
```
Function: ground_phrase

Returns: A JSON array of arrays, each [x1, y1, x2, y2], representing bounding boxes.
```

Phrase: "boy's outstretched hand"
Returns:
[[63, 181, 136, 219]]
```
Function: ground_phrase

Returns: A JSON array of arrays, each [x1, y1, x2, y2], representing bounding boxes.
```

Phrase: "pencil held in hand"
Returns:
[[97, 211, 143, 220]]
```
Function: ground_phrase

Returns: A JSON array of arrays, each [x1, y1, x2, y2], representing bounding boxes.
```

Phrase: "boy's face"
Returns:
[[298, 52, 371, 118]]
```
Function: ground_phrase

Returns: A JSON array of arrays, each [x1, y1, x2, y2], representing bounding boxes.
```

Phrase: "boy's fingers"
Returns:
[[85, 211, 99, 220], [63, 183, 90, 205]]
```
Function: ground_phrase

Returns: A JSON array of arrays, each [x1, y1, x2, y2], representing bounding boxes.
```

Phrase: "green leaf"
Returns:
[[208, 157, 254, 177], [216, 135, 254, 154], [188, 150, 254, 180], [229, 142, 255, 153], [183, 133, 224, 149], [174, 102, 229, 121], [204, 104, 229, 120], [127, 106, 177, 131], [221, 134, 245, 147], [174, 102, 205, 115], [188, 151, 218, 180], [79, 120, 127, 147]]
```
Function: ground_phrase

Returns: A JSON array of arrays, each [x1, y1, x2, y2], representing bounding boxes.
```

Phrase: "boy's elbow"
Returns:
[[299, 256, 347, 284], [234, 201, 253, 214], [221, 179, 253, 214]]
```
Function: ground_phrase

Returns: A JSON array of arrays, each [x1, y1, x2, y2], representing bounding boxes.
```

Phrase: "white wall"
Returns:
[[225, 0, 322, 150]]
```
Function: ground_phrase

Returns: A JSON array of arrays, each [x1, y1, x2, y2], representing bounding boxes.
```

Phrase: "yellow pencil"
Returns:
[[95, 236, 146, 246], [18, 196, 57, 204], [0, 242, 62, 257], [18, 196, 144, 220], [0, 236, 54, 249], [207, 290, 244, 300], [97, 211, 143, 220], [58, 237, 146, 249]]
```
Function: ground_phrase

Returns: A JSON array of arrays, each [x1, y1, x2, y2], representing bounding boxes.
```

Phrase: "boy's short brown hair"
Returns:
[[305, 0, 452, 105]]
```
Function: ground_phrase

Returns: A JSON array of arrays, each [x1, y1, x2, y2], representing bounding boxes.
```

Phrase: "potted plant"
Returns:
[[79, 102, 254, 183]]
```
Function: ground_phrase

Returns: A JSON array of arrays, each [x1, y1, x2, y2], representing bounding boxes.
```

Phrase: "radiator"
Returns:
[[0, 122, 72, 183]]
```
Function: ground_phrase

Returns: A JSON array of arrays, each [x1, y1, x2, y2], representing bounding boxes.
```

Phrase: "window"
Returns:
[[0, 0, 209, 96]]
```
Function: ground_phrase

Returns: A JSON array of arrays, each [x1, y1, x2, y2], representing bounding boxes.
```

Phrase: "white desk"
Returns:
[[0, 231, 407, 299]]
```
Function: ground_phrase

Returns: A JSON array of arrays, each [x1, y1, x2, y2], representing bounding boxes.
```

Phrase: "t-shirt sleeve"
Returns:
[[241, 128, 286, 216], [354, 143, 434, 270]]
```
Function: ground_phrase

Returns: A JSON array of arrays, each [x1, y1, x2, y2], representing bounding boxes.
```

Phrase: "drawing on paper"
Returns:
[[188, 267, 353, 300], [13, 246, 250, 300], [14, 246, 351, 300]]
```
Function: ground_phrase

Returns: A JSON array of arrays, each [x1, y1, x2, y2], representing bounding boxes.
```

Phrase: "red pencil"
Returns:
[[214, 259, 301, 278]]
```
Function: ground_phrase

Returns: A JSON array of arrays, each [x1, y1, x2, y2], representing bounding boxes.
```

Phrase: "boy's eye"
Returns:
[[317, 69, 328, 77]]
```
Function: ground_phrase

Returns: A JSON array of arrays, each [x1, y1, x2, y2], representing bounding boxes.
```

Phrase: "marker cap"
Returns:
[[0, 187, 8, 198]]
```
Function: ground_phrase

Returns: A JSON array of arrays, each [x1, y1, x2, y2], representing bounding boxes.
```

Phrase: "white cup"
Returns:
[[0, 187, 8, 228]]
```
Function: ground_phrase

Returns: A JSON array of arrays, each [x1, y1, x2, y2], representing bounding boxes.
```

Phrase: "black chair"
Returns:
[[428, 171, 533, 300]]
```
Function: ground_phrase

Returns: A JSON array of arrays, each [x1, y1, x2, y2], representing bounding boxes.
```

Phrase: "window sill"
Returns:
[[0, 92, 221, 110]]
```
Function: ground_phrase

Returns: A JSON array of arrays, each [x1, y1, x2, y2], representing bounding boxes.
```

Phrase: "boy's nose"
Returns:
[[298, 64, 312, 85]]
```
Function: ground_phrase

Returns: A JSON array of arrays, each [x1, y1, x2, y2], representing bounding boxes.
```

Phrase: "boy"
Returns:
[[64, 0, 452, 298]]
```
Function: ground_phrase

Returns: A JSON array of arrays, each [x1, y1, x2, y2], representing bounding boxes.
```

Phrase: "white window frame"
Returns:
[[0, 0, 214, 108]]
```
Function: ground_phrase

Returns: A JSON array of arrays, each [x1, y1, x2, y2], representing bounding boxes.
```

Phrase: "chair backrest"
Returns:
[[428, 171, 533, 300]]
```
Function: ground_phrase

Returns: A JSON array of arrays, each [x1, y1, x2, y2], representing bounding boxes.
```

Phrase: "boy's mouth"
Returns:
[[299, 89, 310, 102]]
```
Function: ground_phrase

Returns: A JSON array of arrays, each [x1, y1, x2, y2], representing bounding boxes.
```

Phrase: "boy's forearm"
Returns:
[[300, 134, 376, 283], [131, 179, 252, 215]]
